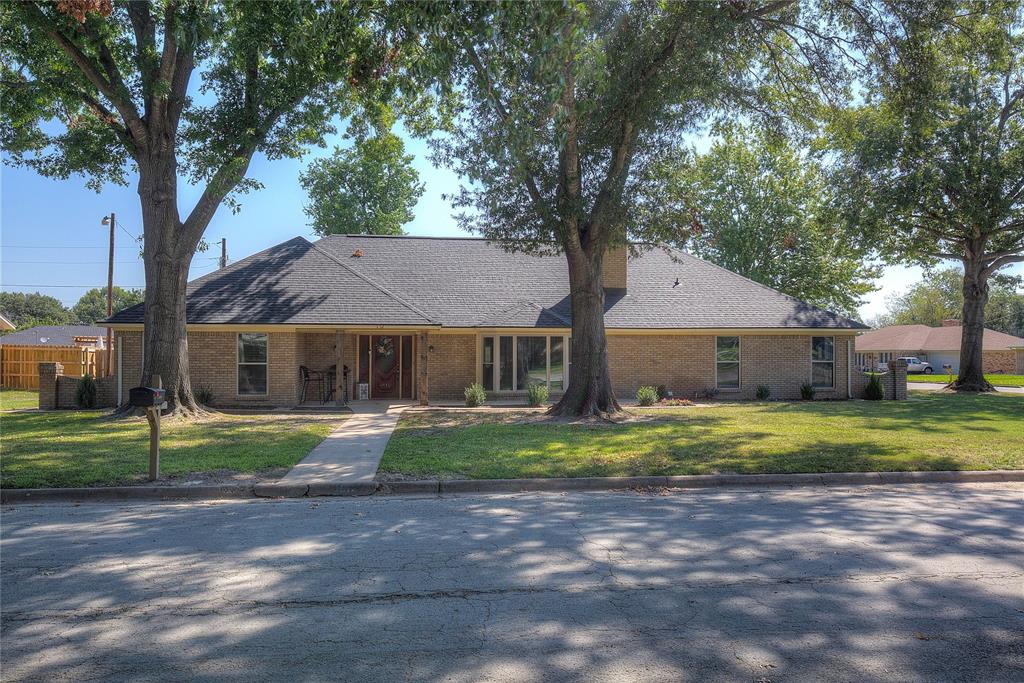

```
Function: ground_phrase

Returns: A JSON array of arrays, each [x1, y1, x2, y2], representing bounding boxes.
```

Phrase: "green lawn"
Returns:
[[907, 374, 1024, 387], [380, 392, 1024, 479], [1, 411, 341, 488], [0, 389, 39, 411]]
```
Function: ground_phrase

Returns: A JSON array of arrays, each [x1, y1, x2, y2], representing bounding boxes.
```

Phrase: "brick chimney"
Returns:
[[602, 245, 627, 290], [941, 318, 961, 327]]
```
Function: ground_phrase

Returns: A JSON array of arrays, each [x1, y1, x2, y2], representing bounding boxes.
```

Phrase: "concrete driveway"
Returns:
[[2, 484, 1022, 682]]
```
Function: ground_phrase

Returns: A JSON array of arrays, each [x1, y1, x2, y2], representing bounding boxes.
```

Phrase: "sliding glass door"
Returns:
[[480, 334, 569, 393]]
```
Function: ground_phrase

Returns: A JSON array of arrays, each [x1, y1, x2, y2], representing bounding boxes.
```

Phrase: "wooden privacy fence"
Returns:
[[0, 345, 108, 389]]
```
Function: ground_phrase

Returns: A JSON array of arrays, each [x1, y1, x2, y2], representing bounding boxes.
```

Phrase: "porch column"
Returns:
[[418, 331, 429, 406], [335, 330, 345, 406]]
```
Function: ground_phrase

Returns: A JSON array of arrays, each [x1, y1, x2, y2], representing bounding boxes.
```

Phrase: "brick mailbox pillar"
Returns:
[[38, 362, 64, 410], [889, 358, 908, 401]]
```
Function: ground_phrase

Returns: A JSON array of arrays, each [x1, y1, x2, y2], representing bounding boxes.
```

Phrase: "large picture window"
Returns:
[[238, 333, 268, 395], [811, 336, 834, 388], [481, 335, 569, 392], [716, 336, 740, 390]]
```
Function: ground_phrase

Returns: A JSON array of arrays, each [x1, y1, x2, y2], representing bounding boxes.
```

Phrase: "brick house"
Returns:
[[104, 235, 871, 406], [854, 320, 1024, 375]]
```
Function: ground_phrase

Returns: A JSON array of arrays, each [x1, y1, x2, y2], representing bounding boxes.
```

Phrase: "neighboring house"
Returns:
[[855, 321, 1024, 374], [0, 325, 111, 389], [0, 325, 109, 348], [104, 235, 870, 406], [0, 313, 14, 331]]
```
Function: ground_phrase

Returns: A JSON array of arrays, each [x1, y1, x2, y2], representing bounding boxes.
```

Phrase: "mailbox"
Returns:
[[129, 386, 167, 407]]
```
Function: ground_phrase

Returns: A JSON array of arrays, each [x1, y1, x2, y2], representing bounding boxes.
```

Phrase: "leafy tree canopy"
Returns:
[[872, 268, 1024, 338], [0, 0, 425, 411], [412, 0, 860, 415], [661, 125, 878, 316], [829, 1, 1024, 389], [0, 291, 73, 331], [71, 286, 144, 324], [300, 129, 424, 236]]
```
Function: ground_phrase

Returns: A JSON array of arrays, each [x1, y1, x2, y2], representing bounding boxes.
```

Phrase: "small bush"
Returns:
[[193, 385, 215, 406], [800, 383, 816, 401], [659, 397, 693, 406], [696, 386, 720, 400], [526, 382, 548, 407], [755, 384, 771, 400], [656, 384, 669, 400], [864, 373, 885, 400], [75, 374, 97, 409], [636, 385, 658, 406], [464, 382, 487, 407]]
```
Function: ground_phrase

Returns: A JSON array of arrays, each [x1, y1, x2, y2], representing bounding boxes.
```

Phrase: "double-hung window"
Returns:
[[811, 336, 834, 388], [238, 333, 268, 395], [715, 336, 740, 390], [481, 335, 568, 392]]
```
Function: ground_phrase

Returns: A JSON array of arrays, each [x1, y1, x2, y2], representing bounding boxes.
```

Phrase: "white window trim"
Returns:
[[478, 334, 570, 393], [811, 336, 835, 390], [715, 335, 742, 391], [237, 332, 269, 397]]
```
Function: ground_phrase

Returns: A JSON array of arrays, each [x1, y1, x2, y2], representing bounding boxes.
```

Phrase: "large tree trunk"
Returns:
[[549, 245, 621, 417], [135, 157, 203, 414], [952, 255, 994, 392]]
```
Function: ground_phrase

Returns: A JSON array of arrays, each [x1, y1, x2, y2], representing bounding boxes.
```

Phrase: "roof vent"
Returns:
[[941, 318, 960, 327], [352, 249, 363, 258]]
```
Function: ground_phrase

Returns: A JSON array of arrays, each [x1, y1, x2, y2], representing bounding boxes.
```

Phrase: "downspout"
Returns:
[[847, 337, 852, 399]]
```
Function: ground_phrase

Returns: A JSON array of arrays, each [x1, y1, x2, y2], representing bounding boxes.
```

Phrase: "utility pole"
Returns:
[[100, 213, 115, 376], [219, 238, 228, 269]]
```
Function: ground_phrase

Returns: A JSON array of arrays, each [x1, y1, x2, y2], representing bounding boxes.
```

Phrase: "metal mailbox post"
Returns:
[[129, 375, 168, 481]]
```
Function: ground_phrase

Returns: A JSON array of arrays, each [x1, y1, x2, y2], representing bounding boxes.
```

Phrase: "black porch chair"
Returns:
[[322, 365, 349, 404], [299, 365, 324, 404]]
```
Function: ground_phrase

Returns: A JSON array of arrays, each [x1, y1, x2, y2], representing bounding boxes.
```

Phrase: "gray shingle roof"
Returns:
[[106, 234, 867, 330], [0, 325, 109, 346]]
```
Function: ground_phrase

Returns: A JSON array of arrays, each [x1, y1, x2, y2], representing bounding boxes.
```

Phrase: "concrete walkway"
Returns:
[[280, 401, 413, 483], [910, 382, 1024, 393]]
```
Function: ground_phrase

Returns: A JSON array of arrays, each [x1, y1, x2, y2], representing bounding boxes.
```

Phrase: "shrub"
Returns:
[[864, 373, 885, 400], [526, 382, 548, 407], [696, 386, 720, 400], [755, 384, 771, 400], [659, 397, 693, 406], [464, 382, 487, 407], [193, 385, 215, 406], [636, 385, 658, 406], [75, 374, 97, 409], [800, 383, 816, 401], [656, 384, 669, 400]]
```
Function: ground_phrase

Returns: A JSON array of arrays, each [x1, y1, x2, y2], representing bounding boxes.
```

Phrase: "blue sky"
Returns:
[[1, 128, 1019, 320]]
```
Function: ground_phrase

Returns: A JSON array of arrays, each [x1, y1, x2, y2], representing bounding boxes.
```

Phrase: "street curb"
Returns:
[[0, 484, 254, 503], [3, 470, 1022, 504]]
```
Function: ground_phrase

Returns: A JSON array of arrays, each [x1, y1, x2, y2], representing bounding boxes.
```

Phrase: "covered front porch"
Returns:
[[295, 329, 429, 406]]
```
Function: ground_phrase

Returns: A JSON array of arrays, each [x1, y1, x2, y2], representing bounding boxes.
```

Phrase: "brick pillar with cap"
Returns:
[[890, 358, 908, 401], [38, 362, 63, 410]]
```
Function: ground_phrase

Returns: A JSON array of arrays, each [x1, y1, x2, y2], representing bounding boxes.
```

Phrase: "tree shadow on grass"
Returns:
[[1, 485, 1021, 681]]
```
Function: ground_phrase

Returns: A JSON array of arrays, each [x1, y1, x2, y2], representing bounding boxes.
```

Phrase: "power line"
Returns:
[[2, 283, 147, 288], [3, 260, 142, 265], [2, 244, 140, 249]]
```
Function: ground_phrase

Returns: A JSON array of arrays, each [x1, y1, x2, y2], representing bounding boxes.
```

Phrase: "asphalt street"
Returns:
[[2, 484, 1022, 682]]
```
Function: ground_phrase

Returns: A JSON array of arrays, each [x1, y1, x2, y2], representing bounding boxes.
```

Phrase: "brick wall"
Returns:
[[117, 330, 299, 407], [608, 333, 858, 400], [425, 333, 476, 401], [982, 350, 1016, 374], [38, 361, 117, 409], [602, 246, 628, 289], [111, 328, 892, 406]]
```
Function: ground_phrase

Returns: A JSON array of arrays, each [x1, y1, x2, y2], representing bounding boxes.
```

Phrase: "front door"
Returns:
[[371, 335, 400, 398], [359, 335, 415, 399]]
